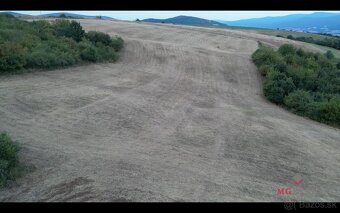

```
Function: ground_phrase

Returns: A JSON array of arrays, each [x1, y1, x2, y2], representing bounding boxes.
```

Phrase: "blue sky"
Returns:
[[8, 11, 340, 21]]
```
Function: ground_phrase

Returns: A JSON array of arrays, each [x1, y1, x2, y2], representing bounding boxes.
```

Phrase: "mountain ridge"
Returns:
[[143, 15, 227, 27], [0, 11, 114, 20], [216, 12, 340, 35]]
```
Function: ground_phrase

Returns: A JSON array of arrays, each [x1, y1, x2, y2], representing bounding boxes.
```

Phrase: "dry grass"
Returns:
[[0, 19, 339, 201]]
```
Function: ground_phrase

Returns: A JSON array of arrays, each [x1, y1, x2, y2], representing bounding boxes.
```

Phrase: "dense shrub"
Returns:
[[0, 133, 19, 187], [54, 19, 85, 42], [258, 64, 274, 76], [252, 43, 340, 127], [263, 71, 295, 104], [80, 45, 98, 62], [0, 42, 27, 72], [0, 14, 124, 73], [85, 31, 124, 52], [325, 50, 334, 60], [284, 90, 314, 114], [278, 44, 296, 56], [110, 36, 124, 51], [96, 46, 118, 62], [0, 42, 26, 72], [319, 97, 340, 124], [252, 45, 284, 67], [86, 31, 112, 46], [274, 63, 288, 73]]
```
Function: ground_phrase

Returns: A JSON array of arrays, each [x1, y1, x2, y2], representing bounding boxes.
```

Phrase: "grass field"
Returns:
[[227, 27, 340, 59], [0, 19, 339, 201]]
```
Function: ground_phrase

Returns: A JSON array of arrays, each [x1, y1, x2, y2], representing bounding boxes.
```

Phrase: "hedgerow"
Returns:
[[0, 14, 124, 73], [252, 43, 340, 127]]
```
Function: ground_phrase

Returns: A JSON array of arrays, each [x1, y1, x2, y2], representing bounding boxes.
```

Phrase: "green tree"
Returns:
[[325, 50, 334, 60], [274, 63, 288, 73], [259, 64, 274, 76], [86, 31, 112, 46], [0, 42, 26, 72], [54, 20, 85, 42], [252, 45, 284, 67], [278, 44, 296, 56], [319, 97, 340, 124], [263, 71, 296, 104], [284, 90, 314, 114]]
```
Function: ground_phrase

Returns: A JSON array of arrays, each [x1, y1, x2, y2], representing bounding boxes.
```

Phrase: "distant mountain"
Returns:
[[0, 11, 31, 17], [0, 11, 114, 20], [39, 13, 115, 20], [216, 12, 340, 35], [143, 15, 227, 27]]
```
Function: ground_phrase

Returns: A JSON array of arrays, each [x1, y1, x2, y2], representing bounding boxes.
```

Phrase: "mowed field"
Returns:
[[0, 19, 339, 201]]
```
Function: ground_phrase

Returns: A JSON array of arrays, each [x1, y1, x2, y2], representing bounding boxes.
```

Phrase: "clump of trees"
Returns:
[[286, 34, 340, 51], [0, 14, 124, 73], [0, 133, 20, 187], [252, 43, 340, 127]]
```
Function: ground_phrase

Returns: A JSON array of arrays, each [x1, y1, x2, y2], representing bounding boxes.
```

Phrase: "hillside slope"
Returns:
[[0, 19, 339, 202], [143, 15, 226, 27]]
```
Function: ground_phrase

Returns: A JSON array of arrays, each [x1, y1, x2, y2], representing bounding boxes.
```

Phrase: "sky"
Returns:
[[7, 11, 340, 21]]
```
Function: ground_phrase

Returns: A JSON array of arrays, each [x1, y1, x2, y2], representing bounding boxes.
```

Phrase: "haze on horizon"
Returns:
[[6, 10, 340, 21]]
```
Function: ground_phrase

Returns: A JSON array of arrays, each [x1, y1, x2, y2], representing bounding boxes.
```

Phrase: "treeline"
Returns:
[[317, 33, 340, 38], [285, 34, 340, 51], [252, 43, 340, 127], [0, 14, 123, 73]]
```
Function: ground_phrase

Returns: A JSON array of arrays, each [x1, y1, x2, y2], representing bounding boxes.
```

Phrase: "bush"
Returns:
[[325, 50, 335, 60], [110, 36, 124, 51], [0, 133, 19, 187], [0, 42, 27, 72], [284, 90, 314, 114], [296, 48, 306, 57], [274, 63, 288, 73], [79, 41, 98, 62], [85, 31, 124, 52], [25, 41, 79, 69], [96, 46, 118, 62], [287, 66, 316, 90], [263, 71, 296, 104], [80, 47, 98, 62], [319, 97, 340, 124], [278, 44, 296, 56], [252, 45, 284, 67], [86, 31, 112, 46], [258, 64, 274, 76], [54, 20, 85, 42]]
